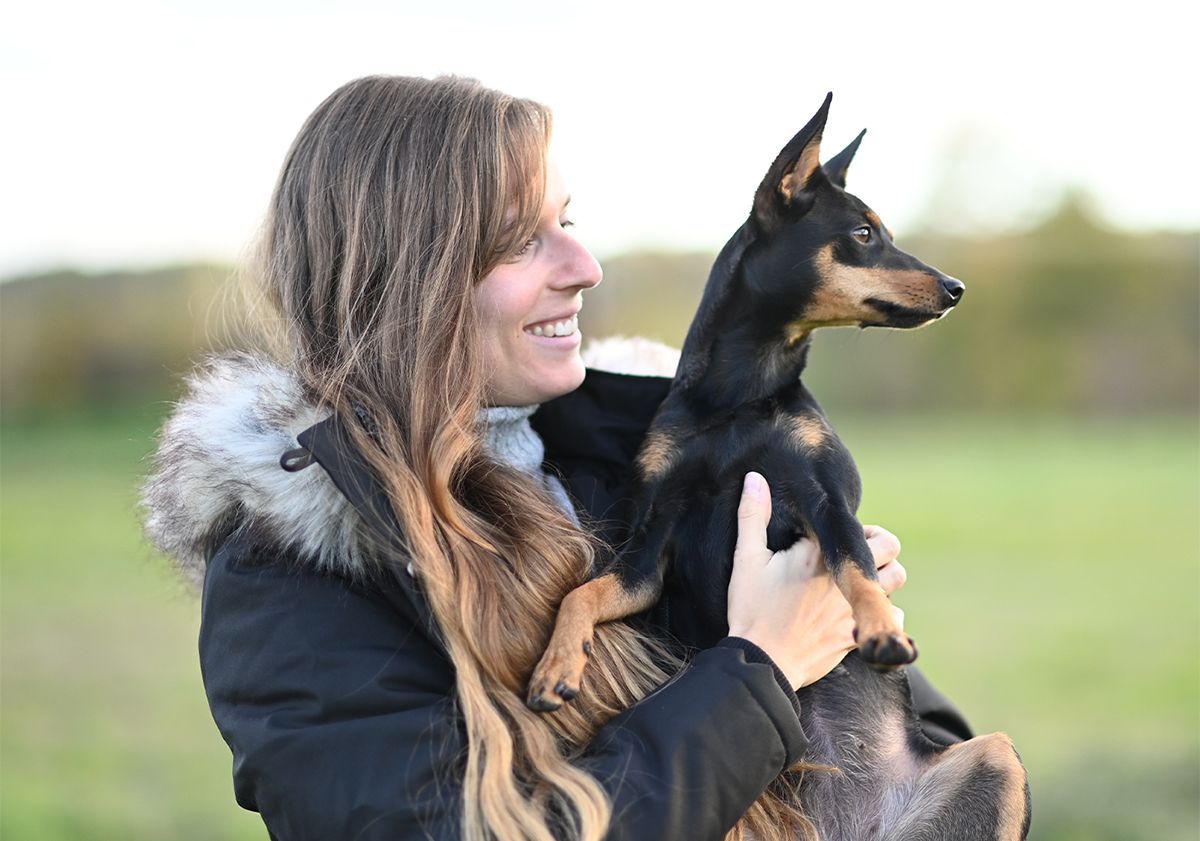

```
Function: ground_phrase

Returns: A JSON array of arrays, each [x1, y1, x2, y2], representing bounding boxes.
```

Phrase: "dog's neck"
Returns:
[[684, 307, 813, 411], [676, 231, 815, 411]]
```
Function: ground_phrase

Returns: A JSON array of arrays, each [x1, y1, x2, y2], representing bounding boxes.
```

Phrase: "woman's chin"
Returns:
[[488, 357, 586, 406], [533, 358, 586, 403]]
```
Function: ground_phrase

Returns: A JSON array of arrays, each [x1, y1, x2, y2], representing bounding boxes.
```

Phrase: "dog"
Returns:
[[528, 94, 1030, 839]]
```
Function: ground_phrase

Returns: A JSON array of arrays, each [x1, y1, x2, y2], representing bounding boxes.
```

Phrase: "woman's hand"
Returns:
[[726, 472, 907, 690]]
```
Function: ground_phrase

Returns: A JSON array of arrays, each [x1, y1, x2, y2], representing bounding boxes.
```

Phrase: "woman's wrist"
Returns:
[[724, 635, 806, 692], [727, 627, 799, 678]]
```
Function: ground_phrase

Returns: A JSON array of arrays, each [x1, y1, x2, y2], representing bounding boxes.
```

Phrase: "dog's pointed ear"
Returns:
[[823, 129, 866, 189], [754, 93, 832, 223]]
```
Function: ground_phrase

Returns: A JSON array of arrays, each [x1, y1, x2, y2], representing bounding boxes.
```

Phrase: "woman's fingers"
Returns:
[[733, 472, 772, 567], [863, 524, 902, 566], [863, 524, 906, 594], [877, 559, 908, 595]]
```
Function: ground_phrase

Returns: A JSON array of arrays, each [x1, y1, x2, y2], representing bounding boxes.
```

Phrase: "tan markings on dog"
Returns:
[[929, 733, 1029, 839], [560, 572, 659, 631], [636, 428, 679, 480], [783, 245, 943, 336], [978, 732, 1030, 840], [834, 560, 902, 642], [783, 320, 815, 347], [887, 732, 1028, 839], [780, 141, 823, 201], [529, 573, 660, 705], [863, 210, 895, 242], [783, 414, 828, 451]]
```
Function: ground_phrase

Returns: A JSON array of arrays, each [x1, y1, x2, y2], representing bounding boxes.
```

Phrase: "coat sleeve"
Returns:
[[200, 540, 809, 841], [907, 665, 974, 745], [577, 638, 807, 841]]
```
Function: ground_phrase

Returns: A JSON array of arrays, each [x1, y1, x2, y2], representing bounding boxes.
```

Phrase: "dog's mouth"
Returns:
[[862, 298, 948, 329]]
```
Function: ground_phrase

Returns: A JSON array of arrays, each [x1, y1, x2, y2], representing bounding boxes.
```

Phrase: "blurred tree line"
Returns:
[[2, 192, 1197, 417], [591, 192, 1199, 415]]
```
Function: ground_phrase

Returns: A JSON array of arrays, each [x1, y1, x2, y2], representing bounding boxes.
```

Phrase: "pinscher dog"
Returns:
[[529, 94, 1030, 839]]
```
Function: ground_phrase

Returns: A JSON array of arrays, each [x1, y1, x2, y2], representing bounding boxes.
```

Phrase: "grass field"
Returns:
[[2, 408, 1197, 840]]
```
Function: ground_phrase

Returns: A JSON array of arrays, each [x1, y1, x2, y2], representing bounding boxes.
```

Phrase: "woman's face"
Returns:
[[476, 162, 602, 406]]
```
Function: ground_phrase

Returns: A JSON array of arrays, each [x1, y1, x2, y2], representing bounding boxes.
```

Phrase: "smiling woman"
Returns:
[[140, 74, 961, 841], [476, 165, 601, 407]]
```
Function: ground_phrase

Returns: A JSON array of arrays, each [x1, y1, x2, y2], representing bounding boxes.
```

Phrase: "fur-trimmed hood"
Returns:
[[141, 338, 679, 588], [141, 353, 368, 588]]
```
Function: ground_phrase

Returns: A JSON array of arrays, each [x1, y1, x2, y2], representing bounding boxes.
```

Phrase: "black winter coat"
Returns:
[[147, 358, 970, 841]]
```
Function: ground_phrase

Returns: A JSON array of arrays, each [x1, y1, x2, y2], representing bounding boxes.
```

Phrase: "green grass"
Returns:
[[840, 414, 1200, 840], [2, 410, 1197, 840], [2, 408, 265, 841]]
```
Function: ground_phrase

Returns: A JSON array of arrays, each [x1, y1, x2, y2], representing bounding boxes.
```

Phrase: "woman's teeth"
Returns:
[[525, 314, 578, 337]]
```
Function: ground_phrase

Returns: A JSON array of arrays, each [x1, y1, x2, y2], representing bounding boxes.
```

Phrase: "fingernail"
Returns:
[[743, 472, 764, 495]]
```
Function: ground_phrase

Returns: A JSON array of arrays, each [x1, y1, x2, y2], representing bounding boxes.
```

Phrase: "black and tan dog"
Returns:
[[529, 94, 1030, 839]]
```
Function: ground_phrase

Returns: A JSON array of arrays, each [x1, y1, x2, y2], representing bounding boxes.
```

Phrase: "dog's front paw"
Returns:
[[857, 631, 918, 669], [527, 638, 592, 712]]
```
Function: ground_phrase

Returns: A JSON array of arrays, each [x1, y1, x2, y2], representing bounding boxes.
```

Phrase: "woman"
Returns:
[[143, 75, 968, 841]]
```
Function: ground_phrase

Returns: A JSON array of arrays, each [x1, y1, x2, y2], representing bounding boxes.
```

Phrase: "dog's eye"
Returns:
[[852, 226, 872, 244]]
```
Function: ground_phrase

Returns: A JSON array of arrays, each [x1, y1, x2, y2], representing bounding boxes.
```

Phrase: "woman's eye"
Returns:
[[852, 226, 872, 244], [514, 236, 536, 257]]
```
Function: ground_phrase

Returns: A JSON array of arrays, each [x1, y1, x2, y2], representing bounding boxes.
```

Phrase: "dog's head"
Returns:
[[748, 94, 964, 339]]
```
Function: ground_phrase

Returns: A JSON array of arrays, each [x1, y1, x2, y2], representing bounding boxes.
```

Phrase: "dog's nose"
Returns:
[[940, 277, 965, 303]]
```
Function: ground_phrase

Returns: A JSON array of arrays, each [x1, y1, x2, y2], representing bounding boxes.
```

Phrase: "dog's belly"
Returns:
[[797, 655, 943, 841], [798, 654, 930, 775]]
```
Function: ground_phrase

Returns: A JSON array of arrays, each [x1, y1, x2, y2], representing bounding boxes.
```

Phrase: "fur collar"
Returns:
[[141, 353, 363, 588], [141, 339, 680, 588]]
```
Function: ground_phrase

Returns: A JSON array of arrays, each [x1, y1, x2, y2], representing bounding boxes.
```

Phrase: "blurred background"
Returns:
[[2, 2, 1197, 839]]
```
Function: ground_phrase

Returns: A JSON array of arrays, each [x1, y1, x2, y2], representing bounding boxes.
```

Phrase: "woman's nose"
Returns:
[[554, 235, 602, 291]]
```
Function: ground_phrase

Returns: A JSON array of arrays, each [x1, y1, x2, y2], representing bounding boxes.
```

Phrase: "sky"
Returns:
[[3, 0, 1198, 277]]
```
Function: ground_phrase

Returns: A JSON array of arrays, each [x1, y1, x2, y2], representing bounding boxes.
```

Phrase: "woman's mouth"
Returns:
[[523, 314, 579, 338]]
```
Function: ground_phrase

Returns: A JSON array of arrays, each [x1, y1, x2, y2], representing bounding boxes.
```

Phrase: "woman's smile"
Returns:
[[523, 312, 579, 338]]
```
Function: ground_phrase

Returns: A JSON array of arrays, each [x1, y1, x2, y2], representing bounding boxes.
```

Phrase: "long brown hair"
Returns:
[[253, 74, 811, 841]]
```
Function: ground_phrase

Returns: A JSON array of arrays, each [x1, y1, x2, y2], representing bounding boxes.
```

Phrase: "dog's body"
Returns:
[[529, 95, 1030, 839]]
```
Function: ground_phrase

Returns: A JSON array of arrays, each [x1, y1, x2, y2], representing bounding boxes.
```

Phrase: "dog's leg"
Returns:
[[805, 502, 917, 667], [882, 732, 1030, 841], [526, 567, 662, 711], [527, 510, 674, 711]]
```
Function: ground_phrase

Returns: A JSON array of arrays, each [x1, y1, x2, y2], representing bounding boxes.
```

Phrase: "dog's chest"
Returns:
[[643, 407, 864, 566], [673, 408, 858, 486]]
